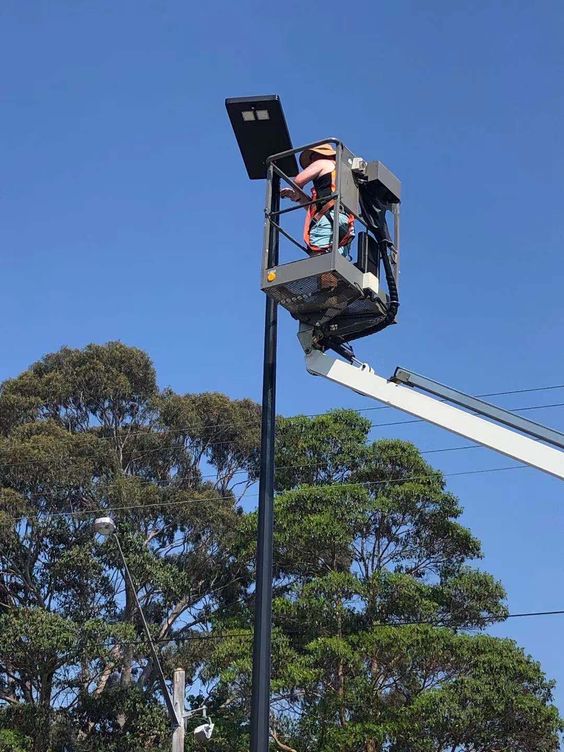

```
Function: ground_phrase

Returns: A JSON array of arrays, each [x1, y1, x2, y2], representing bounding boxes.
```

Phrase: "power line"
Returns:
[[0, 382, 560, 455], [0, 400, 561, 474], [359, 383, 564, 410], [506, 609, 564, 619], [0, 439, 481, 476], [0, 382, 560, 518], [102, 400, 564, 463], [0, 439, 517, 485], [0, 463, 532, 521], [369, 402, 564, 430], [422, 444, 480, 455], [80, 607, 564, 650]]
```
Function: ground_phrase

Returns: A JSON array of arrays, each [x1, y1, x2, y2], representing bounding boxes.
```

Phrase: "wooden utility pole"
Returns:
[[172, 668, 185, 752]]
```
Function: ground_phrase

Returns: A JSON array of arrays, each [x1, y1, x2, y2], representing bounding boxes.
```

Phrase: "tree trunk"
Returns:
[[32, 706, 51, 752], [271, 728, 299, 752], [364, 652, 380, 751], [336, 606, 346, 727]]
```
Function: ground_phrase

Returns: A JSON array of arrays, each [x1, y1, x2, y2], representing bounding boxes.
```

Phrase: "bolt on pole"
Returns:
[[250, 171, 280, 752]]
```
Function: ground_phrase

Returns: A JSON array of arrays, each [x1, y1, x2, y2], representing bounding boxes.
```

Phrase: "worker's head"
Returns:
[[299, 143, 336, 169]]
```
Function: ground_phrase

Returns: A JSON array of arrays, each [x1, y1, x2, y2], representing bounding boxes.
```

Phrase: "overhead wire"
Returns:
[[0, 398, 561, 473], [0, 380, 560, 448], [0, 387, 561, 670], [0, 382, 560, 520], [0, 463, 534, 521], [66, 608, 564, 652], [369, 401, 564, 429], [0, 438, 490, 477], [0, 425, 556, 501]]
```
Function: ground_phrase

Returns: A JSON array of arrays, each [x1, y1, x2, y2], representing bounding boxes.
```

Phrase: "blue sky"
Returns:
[[2, 0, 564, 713]]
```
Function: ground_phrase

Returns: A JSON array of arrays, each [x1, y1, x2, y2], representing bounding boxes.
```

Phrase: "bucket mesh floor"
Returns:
[[266, 274, 389, 339], [266, 274, 354, 311], [267, 274, 362, 326], [325, 296, 389, 340]]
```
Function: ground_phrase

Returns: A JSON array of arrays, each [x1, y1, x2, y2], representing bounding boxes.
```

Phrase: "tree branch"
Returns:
[[270, 727, 298, 752]]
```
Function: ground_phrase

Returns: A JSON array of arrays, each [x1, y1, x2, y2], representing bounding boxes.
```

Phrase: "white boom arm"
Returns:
[[305, 349, 564, 480]]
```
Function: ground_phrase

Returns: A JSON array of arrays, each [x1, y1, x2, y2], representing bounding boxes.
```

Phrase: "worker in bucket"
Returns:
[[280, 143, 355, 257]]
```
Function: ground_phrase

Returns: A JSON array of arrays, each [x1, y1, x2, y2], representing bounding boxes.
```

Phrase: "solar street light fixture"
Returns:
[[225, 95, 297, 180]]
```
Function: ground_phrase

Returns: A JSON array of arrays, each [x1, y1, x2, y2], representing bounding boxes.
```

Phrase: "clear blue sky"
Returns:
[[2, 0, 563, 713]]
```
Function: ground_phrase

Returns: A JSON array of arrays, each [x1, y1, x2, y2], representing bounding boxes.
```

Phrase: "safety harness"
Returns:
[[303, 169, 355, 253]]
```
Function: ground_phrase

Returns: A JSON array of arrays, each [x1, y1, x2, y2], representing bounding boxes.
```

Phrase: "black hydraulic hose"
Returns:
[[320, 182, 400, 357], [332, 341, 356, 363], [358, 183, 399, 332], [358, 188, 390, 244], [372, 238, 399, 332]]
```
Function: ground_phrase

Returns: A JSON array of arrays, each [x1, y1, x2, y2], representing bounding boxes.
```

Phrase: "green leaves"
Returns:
[[0, 344, 560, 751], [274, 484, 368, 578], [0, 342, 157, 435], [269, 626, 562, 751], [389, 630, 562, 752], [276, 409, 371, 489], [0, 728, 32, 752], [0, 343, 258, 750], [0, 609, 121, 683], [210, 418, 561, 751], [157, 390, 261, 495]]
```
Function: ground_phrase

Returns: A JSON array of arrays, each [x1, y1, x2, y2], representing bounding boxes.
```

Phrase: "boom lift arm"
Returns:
[[300, 332, 564, 481], [261, 135, 563, 480]]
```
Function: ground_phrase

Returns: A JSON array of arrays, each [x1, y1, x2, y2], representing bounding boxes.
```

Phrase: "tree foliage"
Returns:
[[0, 344, 560, 751]]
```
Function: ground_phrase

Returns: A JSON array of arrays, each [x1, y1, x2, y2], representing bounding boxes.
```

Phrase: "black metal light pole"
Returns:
[[250, 170, 279, 751], [224, 96, 297, 752]]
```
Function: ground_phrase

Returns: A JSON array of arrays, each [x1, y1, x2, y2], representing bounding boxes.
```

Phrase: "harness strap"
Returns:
[[304, 169, 355, 253]]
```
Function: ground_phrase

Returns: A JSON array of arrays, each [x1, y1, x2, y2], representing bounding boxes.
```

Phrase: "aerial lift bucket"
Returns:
[[261, 139, 401, 353]]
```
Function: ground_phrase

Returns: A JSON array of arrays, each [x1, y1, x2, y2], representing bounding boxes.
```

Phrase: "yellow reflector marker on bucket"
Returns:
[[267, 271, 276, 282]]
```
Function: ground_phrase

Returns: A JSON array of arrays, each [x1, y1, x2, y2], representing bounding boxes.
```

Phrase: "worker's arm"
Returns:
[[280, 160, 331, 202]]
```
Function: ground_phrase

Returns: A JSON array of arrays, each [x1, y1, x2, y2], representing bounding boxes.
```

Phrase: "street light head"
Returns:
[[193, 721, 214, 743], [225, 94, 298, 180], [93, 516, 116, 537]]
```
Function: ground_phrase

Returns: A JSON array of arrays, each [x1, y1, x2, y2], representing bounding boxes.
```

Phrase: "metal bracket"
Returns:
[[182, 705, 207, 720], [351, 156, 368, 174], [297, 323, 316, 355]]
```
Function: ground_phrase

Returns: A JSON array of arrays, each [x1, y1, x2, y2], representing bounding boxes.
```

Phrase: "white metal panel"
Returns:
[[306, 350, 564, 481]]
